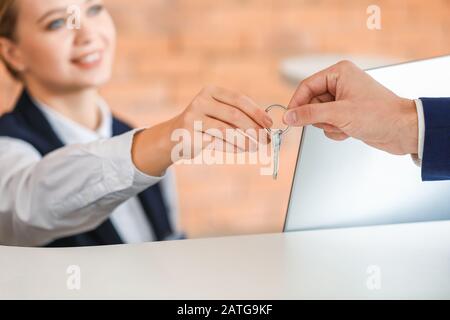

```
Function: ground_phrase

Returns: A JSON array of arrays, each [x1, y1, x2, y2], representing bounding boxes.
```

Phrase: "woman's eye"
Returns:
[[87, 4, 104, 16], [46, 18, 66, 31]]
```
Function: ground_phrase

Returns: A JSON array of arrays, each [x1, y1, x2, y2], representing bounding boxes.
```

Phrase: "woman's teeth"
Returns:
[[74, 52, 101, 64], [83, 52, 100, 63]]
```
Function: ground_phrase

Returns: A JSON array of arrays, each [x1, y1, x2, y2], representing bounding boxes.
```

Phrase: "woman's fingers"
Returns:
[[207, 136, 247, 154], [183, 85, 274, 156], [206, 85, 273, 129], [202, 98, 271, 145], [200, 117, 260, 153]]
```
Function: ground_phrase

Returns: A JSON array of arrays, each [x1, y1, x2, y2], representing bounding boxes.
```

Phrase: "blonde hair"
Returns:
[[0, 0, 20, 80]]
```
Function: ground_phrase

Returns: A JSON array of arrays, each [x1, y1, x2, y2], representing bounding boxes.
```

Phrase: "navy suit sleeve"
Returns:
[[421, 97, 450, 181]]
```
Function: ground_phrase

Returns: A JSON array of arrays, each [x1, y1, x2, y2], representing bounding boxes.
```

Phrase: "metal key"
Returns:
[[272, 129, 283, 179], [265, 105, 290, 180]]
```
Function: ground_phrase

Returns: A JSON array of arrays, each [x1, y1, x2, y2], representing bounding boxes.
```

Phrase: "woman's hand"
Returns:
[[132, 85, 273, 177]]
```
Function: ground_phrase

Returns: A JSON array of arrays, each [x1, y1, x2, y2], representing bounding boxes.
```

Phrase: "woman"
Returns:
[[0, 0, 273, 247]]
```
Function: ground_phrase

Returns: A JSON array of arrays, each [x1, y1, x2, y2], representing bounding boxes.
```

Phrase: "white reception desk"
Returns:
[[1, 55, 450, 300], [1, 220, 449, 299]]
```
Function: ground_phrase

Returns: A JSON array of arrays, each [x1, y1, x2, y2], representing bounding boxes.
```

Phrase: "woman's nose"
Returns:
[[73, 19, 96, 46]]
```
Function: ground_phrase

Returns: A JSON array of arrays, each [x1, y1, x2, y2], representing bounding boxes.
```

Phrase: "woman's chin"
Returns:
[[71, 72, 112, 89]]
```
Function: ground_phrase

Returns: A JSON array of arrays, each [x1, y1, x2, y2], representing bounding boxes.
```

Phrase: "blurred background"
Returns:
[[1, 0, 449, 239]]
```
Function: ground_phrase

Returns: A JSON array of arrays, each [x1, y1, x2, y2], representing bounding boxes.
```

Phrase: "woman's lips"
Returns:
[[71, 51, 103, 69]]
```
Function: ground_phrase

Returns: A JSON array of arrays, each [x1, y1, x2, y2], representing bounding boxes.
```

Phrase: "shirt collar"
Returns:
[[31, 95, 113, 145]]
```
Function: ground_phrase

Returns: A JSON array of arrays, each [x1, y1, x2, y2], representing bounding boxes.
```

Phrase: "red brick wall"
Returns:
[[1, 0, 449, 238]]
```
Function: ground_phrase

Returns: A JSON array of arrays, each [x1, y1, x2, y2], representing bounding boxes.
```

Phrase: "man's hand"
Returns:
[[284, 60, 418, 155]]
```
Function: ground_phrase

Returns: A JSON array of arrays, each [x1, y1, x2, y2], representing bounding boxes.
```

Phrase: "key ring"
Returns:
[[265, 104, 290, 135]]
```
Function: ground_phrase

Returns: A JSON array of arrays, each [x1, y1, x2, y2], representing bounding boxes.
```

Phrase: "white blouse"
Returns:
[[0, 97, 179, 247]]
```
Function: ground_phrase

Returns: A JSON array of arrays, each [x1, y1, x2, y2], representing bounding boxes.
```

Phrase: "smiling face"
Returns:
[[5, 0, 116, 92]]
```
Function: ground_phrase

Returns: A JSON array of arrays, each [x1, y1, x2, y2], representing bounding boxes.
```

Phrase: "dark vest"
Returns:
[[0, 90, 175, 247]]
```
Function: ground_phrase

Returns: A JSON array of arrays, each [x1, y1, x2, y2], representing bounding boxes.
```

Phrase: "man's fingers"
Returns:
[[288, 66, 339, 109], [313, 123, 343, 133], [311, 93, 335, 104], [324, 131, 349, 141], [283, 101, 346, 128]]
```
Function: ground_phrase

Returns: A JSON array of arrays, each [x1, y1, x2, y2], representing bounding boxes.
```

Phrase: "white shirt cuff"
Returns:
[[415, 99, 425, 160], [127, 128, 167, 188]]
